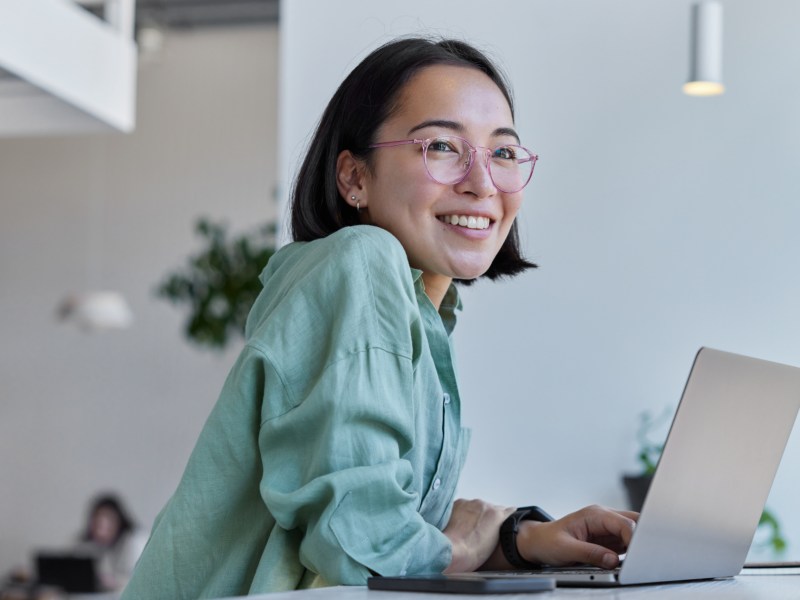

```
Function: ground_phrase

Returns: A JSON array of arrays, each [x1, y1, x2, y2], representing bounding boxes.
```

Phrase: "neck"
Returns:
[[421, 273, 452, 311]]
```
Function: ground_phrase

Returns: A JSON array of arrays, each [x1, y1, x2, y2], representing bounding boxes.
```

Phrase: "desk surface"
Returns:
[[217, 574, 799, 600]]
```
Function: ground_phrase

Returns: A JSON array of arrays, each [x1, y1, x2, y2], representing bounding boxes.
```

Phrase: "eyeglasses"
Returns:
[[369, 135, 538, 193]]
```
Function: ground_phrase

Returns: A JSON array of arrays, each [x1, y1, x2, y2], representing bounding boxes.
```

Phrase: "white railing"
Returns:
[[73, 0, 135, 38], [0, 0, 138, 136]]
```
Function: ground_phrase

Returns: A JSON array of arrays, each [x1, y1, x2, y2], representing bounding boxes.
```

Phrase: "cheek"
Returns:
[[500, 194, 524, 230], [368, 177, 438, 221], [507, 192, 524, 215], [367, 153, 437, 208]]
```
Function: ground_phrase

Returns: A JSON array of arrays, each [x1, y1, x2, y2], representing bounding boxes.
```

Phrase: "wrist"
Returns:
[[499, 506, 553, 569], [516, 520, 547, 565]]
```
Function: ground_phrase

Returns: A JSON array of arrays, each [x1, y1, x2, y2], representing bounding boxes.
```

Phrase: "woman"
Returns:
[[122, 37, 635, 599], [76, 494, 147, 591]]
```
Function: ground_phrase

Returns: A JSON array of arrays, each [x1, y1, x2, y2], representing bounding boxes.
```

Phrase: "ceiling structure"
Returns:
[[0, 1, 279, 137], [82, 0, 280, 29], [136, 0, 279, 28]]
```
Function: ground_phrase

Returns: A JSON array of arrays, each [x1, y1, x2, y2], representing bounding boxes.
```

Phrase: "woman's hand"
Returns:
[[443, 499, 515, 574], [517, 505, 638, 569]]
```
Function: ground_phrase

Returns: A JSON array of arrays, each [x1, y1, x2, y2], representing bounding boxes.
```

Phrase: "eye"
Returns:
[[493, 146, 518, 160], [427, 138, 459, 153]]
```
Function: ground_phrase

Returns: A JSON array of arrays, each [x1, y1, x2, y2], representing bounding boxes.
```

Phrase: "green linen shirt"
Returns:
[[121, 225, 471, 599]]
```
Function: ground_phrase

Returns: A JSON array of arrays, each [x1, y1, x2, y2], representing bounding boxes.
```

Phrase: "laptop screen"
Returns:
[[36, 553, 100, 593]]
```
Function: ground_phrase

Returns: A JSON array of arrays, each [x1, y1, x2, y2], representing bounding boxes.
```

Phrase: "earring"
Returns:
[[351, 195, 360, 213]]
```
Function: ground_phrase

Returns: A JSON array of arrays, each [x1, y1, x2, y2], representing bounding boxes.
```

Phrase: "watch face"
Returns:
[[518, 506, 555, 523]]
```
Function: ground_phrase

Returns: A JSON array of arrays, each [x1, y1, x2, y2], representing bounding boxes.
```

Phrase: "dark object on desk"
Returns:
[[36, 554, 99, 593], [622, 473, 652, 512], [744, 562, 800, 569], [367, 574, 555, 594]]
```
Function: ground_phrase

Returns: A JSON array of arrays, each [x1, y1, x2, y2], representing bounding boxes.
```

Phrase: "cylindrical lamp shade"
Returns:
[[684, 1, 725, 96]]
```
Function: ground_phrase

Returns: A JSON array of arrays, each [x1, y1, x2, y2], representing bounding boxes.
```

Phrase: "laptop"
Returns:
[[370, 347, 800, 590], [512, 347, 800, 586], [36, 553, 100, 593]]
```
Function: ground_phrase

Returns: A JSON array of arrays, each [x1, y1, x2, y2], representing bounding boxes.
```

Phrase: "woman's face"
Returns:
[[359, 65, 525, 298], [90, 506, 121, 546]]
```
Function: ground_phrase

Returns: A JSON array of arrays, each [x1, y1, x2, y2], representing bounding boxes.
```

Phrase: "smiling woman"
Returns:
[[336, 64, 529, 306], [120, 38, 635, 600]]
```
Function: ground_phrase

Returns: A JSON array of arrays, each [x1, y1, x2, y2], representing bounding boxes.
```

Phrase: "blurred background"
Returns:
[[1, 0, 799, 583]]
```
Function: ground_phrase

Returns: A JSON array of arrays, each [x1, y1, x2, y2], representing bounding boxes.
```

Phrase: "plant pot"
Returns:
[[622, 474, 652, 512]]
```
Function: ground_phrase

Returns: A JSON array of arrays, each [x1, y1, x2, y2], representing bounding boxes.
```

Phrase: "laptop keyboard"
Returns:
[[525, 566, 621, 576]]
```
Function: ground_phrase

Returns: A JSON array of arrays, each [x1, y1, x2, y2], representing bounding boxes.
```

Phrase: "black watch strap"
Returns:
[[499, 505, 554, 569]]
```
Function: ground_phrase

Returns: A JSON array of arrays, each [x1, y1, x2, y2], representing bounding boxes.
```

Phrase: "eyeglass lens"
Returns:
[[423, 137, 535, 193]]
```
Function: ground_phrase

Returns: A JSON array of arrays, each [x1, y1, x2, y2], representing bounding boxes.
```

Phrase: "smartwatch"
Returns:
[[499, 506, 554, 569]]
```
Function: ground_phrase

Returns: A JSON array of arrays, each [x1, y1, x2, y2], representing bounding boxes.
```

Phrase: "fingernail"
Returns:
[[602, 554, 617, 569]]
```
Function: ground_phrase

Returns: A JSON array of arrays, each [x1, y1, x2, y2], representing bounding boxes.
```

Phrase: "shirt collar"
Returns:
[[410, 268, 463, 336]]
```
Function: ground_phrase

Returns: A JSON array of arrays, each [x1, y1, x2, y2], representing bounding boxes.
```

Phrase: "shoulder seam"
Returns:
[[351, 229, 383, 349], [245, 340, 297, 415]]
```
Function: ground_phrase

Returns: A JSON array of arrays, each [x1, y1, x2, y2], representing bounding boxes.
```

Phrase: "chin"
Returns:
[[451, 265, 492, 281]]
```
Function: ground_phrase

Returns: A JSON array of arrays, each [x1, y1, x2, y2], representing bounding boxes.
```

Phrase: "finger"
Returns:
[[586, 511, 637, 547], [586, 535, 629, 554], [557, 537, 620, 569], [612, 509, 640, 522]]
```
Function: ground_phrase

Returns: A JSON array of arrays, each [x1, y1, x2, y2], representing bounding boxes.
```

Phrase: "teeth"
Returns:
[[439, 215, 491, 230]]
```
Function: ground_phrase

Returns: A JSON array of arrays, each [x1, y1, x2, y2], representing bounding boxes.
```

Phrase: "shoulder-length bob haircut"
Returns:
[[290, 37, 536, 283]]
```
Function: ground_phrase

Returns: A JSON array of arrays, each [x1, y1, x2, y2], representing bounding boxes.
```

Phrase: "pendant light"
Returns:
[[683, 1, 725, 96], [57, 138, 133, 332], [58, 291, 133, 331]]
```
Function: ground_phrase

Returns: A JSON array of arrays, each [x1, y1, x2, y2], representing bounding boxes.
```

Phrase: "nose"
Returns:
[[455, 148, 496, 198]]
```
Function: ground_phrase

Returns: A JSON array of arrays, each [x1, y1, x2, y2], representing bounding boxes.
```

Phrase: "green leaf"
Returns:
[[155, 217, 276, 350]]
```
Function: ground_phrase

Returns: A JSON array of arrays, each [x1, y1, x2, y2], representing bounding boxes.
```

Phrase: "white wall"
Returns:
[[2, 0, 797, 575], [0, 25, 278, 573], [279, 0, 800, 559]]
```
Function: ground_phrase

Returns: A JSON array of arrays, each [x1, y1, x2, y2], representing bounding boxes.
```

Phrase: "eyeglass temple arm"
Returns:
[[368, 139, 425, 149]]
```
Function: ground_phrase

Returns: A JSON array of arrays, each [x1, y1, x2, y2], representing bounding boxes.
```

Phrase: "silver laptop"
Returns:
[[492, 347, 800, 586]]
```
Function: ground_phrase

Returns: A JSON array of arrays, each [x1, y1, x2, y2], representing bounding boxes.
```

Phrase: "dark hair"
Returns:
[[82, 493, 135, 546], [290, 37, 536, 283]]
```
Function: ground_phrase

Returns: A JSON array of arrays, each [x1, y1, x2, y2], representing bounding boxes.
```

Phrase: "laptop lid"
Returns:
[[618, 347, 800, 585]]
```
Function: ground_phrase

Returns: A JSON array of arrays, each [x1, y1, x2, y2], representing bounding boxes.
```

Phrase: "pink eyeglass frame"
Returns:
[[368, 135, 538, 193]]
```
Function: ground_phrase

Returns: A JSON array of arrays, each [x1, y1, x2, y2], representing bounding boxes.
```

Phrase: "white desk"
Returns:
[[218, 573, 799, 600]]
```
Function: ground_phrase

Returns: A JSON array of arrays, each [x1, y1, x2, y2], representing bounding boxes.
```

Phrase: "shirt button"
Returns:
[[443, 393, 451, 405], [433, 477, 442, 490]]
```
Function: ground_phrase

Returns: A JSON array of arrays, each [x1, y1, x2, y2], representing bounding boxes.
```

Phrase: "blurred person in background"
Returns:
[[74, 493, 147, 591]]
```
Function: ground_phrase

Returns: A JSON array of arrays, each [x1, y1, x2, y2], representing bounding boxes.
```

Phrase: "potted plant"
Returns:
[[156, 218, 276, 350], [622, 408, 788, 556], [622, 408, 669, 512]]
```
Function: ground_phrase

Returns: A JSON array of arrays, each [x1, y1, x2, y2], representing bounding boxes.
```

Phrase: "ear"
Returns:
[[336, 150, 367, 209]]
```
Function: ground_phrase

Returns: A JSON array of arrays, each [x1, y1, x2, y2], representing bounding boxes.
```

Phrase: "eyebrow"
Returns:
[[407, 119, 521, 144]]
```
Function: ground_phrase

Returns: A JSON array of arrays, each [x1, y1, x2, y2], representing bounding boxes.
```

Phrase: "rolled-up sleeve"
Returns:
[[256, 343, 452, 585]]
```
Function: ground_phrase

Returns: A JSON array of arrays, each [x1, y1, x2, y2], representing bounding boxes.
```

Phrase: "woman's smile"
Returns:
[[436, 214, 493, 230]]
